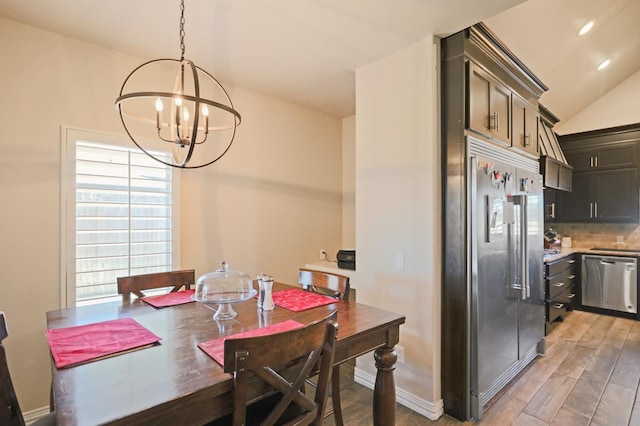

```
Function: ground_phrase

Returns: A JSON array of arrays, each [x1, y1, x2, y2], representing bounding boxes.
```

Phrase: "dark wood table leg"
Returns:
[[373, 345, 397, 426]]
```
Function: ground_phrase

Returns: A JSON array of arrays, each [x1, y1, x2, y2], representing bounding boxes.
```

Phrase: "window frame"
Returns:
[[60, 127, 181, 308]]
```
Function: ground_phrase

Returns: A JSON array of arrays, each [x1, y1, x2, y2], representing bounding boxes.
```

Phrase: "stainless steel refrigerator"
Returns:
[[468, 137, 545, 418]]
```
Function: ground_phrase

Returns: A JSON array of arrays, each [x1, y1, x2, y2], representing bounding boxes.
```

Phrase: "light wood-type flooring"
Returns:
[[325, 310, 640, 425]]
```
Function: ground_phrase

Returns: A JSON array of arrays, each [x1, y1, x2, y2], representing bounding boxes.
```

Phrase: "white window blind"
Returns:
[[62, 128, 179, 306]]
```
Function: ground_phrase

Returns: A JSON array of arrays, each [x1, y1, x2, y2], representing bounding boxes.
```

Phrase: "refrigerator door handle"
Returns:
[[514, 194, 528, 300]]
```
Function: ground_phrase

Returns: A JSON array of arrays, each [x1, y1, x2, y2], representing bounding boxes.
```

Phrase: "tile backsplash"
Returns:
[[549, 223, 640, 249]]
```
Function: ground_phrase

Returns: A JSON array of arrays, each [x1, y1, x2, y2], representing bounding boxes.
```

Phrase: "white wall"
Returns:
[[0, 17, 343, 412], [342, 115, 356, 249], [355, 36, 442, 418], [180, 86, 344, 285], [557, 69, 640, 134]]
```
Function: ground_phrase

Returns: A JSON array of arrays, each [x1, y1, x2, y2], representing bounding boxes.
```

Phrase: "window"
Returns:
[[62, 128, 180, 307]]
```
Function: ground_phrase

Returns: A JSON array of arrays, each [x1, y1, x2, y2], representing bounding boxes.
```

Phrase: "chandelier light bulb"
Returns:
[[155, 98, 164, 112], [202, 105, 209, 134], [578, 19, 595, 36], [597, 58, 611, 71]]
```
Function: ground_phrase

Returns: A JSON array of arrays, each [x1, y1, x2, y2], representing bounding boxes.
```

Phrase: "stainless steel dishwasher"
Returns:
[[582, 255, 637, 314]]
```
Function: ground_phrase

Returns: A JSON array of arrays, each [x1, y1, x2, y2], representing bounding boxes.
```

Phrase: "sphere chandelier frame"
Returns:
[[115, 0, 241, 169]]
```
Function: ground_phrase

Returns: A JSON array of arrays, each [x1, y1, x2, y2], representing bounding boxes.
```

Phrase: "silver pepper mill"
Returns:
[[257, 273, 275, 311]]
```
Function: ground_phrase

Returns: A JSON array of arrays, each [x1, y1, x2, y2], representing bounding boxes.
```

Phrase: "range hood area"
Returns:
[[539, 104, 573, 191]]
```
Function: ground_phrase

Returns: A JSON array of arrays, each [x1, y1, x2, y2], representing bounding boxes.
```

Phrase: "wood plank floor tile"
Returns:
[[475, 393, 527, 425], [590, 382, 635, 426], [559, 311, 598, 342], [511, 412, 549, 426], [629, 401, 640, 426], [576, 315, 615, 349], [503, 338, 575, 404], [503, 366, 548, 405], [603, 318, 632, 349], [609, 342, 640, 390], [630, 319, 640, 335], [549, 408, 590, 426], [559, 371, 608, 419], [583, 343, 622, 380], [553, 344, 595, 379], [523, 373, 577, 422]]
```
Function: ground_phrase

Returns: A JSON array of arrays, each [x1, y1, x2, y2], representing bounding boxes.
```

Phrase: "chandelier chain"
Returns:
[[179, 0, 186, 60]]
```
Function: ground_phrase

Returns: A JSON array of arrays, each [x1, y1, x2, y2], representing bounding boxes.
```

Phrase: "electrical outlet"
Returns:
[[320, 249, 327, 260], [396, 345, 405, 363]]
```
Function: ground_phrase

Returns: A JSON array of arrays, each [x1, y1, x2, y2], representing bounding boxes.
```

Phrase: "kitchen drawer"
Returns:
[[546, 267, 576, 300], [547, 301, 567, 325], [545, 255, 577, 277], [547, 285, 575, 323]]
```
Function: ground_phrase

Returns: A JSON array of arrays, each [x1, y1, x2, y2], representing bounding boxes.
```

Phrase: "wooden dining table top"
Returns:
[[46, 283, 406, 426]]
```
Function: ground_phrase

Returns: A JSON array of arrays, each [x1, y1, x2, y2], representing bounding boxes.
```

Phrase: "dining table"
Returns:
[[46, 282, 406, 425]]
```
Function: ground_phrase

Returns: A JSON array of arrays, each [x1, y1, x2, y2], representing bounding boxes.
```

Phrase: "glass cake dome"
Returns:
[[194, 260, 256, 320]]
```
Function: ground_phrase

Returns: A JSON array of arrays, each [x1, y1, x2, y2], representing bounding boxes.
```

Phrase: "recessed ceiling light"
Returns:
[[578, 19, 595, 36], [597, 59, 611, 71]]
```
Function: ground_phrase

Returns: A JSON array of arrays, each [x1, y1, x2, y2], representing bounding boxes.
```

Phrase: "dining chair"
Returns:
[[298, 268, 350, 426], [1, 311, 57, 426], [298, 269, 350, 301], [117, 269, 195, 302], [214, 310, 338, 426]]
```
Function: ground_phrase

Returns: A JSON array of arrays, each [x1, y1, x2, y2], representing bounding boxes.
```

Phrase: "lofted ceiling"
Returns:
[[485, 0, 640, 128], [0, 0, 638, 125]]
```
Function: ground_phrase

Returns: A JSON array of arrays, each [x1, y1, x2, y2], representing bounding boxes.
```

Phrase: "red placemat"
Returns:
[[46, 317, 161, 368], [271, 288, 338, 312], [141, 289, 195, 308], [199, 319, 304, 366]]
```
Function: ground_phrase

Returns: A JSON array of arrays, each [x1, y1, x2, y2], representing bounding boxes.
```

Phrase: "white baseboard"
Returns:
[[24, 406, 52, 425], [353, 366, 444, 421]]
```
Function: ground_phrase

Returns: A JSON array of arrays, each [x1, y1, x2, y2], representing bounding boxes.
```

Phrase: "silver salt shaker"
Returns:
[[257, 273, 275, 311]]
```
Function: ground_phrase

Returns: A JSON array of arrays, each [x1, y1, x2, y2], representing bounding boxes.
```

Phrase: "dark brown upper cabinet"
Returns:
[[563, 142, 638, 172], [556, 123, 640, 223], [468, 62, 511, 146], [511, 93, 539, 157]]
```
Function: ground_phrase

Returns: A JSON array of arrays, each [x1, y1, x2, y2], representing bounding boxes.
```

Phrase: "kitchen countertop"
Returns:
[[544, 247, 640, 263]]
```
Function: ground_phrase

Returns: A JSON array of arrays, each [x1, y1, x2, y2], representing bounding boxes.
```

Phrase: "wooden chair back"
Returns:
[[298, 269, 350, 301], [224, 310, 338, 426], [117, 269, 195, 302], [1, 311, 25, 426]]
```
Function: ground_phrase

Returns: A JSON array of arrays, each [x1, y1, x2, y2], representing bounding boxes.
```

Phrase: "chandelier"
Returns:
[[115, 0, 241, 169]]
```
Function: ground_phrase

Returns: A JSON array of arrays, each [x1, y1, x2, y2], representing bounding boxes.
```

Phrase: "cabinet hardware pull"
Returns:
[[524, 132, 531, 146], [568, 294, 576, 299], [568, 275, 575, 279], [495, 112, 500, 132], [595, 156, 598, 167], [550, 202, 555, 218], [590, 202, 593, 218], [553, 282, 565, 287], [595, 202, 598, 218], [554, 303, 564, 309], [590, 157, 594, 168], [567, 260, 576, 264]]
